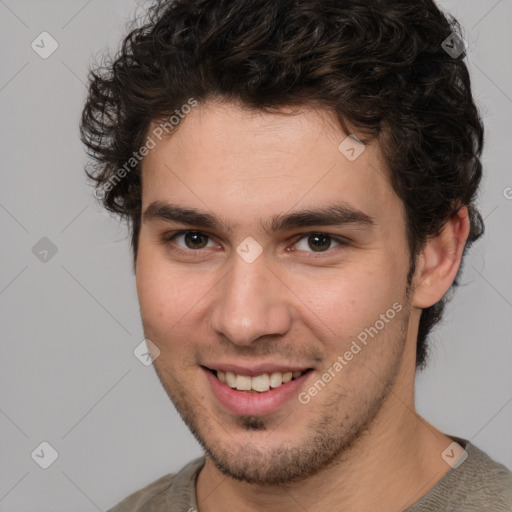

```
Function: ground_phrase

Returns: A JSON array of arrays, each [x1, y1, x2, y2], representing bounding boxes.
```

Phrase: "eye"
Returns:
[[164, 231, 217, 252], [292, 232, 345, 254], [161, 230, 347, 257]]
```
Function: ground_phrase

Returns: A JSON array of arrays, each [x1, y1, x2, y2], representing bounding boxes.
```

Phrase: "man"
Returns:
[[80, 0, 511, 510]]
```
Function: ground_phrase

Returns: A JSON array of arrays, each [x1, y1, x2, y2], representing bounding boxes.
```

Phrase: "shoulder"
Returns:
[[458, 441, 512, 510], [106, 456, 205, 512], [408, 437, 512, 512], [107, 473, 175, 512]]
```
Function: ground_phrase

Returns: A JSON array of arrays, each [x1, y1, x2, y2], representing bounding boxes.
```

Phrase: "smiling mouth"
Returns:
[[205, 367, 313, 393]]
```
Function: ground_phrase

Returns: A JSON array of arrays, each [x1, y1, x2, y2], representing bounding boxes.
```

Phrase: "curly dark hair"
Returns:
[[80, 0, 484, 369]]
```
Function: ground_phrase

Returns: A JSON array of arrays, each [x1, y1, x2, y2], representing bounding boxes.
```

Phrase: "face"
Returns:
[[136, 101, 415, 484]]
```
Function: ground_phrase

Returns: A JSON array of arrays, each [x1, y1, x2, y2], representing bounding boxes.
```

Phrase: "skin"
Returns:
[[135, 100, 470, 512]]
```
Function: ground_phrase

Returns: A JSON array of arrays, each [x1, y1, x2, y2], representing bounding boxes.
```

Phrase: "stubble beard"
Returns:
[[151, 303, 411, 486]]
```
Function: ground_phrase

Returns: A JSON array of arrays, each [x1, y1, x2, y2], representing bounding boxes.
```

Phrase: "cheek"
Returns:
[[136, 264, 194, 369], [310, 262, 392, 309], [136, 245, 179, 327], [292, 257, 405, 343], [135, 242, 215, 340]]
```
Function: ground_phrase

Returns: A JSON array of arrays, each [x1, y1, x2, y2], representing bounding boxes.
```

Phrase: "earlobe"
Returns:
[[411, 206, 470, 309]]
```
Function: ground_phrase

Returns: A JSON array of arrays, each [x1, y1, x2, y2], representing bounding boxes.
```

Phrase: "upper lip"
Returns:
[[202, 363, 312, 377]]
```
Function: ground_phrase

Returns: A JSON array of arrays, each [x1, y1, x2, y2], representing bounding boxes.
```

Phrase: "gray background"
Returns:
[[0, 0, 511, 510]]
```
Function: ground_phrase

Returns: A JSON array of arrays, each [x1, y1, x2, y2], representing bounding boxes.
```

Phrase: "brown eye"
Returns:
[[307, 233, 332, 252], [164, 231, 214, 251], [294, 232, 343, 253], [182, 231, 209, 249]]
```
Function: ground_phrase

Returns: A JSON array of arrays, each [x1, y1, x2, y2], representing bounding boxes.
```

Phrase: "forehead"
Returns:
[[140, 101, 402, 234]]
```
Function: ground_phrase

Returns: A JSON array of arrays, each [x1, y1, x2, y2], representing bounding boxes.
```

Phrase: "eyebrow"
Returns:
[[142, 201, 375, 234]]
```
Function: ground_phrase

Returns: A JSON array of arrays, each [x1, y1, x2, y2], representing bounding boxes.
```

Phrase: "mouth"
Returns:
[[201, 365, 314, 416], [204, 367, 312, 393]]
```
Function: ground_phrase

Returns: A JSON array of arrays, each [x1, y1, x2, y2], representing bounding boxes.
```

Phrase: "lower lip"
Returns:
[[203, 367, 313, 416]]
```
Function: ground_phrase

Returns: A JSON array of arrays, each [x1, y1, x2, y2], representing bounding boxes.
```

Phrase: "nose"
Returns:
[[209, 248, 292, 346]]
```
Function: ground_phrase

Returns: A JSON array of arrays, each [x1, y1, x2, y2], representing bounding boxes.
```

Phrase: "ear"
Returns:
[[411, 206, 470, 309]]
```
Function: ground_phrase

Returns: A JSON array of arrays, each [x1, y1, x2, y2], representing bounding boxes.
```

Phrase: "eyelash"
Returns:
[[160, 230, 349, 258]]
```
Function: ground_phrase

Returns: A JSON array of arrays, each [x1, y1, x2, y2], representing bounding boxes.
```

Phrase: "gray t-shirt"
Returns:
[[107, 437, 512, 511]]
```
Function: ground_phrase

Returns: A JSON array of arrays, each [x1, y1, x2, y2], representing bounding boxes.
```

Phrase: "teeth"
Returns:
[[269, 372, 284, 388], [225, 371, 235, 388], [281, 371, 293, 384], [251, 374, 270, 392], [215, 369, 306, 392], [235, 374, 252, 391]]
